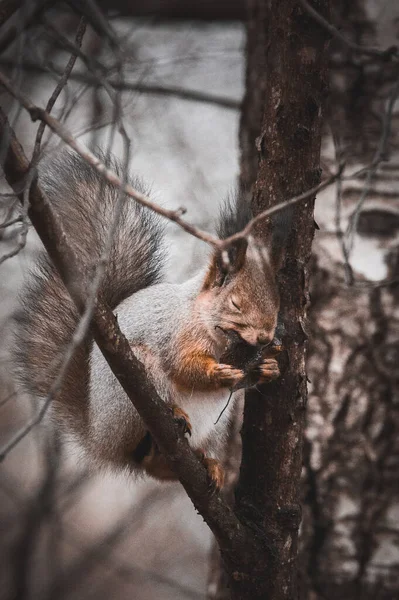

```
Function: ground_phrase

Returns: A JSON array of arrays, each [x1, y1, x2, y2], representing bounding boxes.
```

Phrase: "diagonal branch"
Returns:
[[67, 0, 120, 50], [0, 69, 220, 246], [0, 58, 242, 110], [0, 69, 342, 258], [32, 16, 87, 163], [0, 0, 56, 54], [0, 107, 254, 565], [344, 76, 399, 258], [299, 0, 398, 61]]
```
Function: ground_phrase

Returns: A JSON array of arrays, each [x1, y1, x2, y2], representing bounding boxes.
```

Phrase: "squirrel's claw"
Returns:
[[196, 450, 225, 491], [256, 358, 280, 382], [211, 363, 245, 388], [204, 457, 225, 492], [171, 405, 192, 437]]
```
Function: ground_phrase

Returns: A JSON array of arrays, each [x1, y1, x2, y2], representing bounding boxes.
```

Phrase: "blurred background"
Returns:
[[1, 1, 399, 598]]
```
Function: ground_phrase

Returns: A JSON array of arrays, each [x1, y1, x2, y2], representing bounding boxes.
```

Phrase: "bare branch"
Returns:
[[1, 70, 342, 257], [0, 0, 55, 55], [331, 130, 354, 284], [0, 70, 221, 245], [345, 76, 399, 259], [0, 215, 22, 229], [32, 16, 87, 163], [0, 160, 29, 265], [46, 488, 203, 600], [0, 20, 96, 457], [0, 17, 86, 265], [67, 0, 120, 50], [41, 15, 121, 108], [0, 389, 18, 408], [0, 209, 27, 264], [0, 158, 105, 461], [0, 57, 241, 109], [0, 389, 51, 460], [112, 81, 241, 110], [0, 106, 254, 564], [299, 0, 398, 61], [220, 166, 345, 250]]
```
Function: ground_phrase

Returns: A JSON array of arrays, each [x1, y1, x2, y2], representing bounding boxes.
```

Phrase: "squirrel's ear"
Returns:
[[225, 237, 248, 274], [202, 238, 248, 289]]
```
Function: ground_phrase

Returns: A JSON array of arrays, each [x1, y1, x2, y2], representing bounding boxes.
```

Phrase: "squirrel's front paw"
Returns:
[[255, 357, 280, 383], [210, 363, 244, 388]]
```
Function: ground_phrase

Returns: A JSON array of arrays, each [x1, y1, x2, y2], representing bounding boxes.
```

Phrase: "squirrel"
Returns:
[[13, 149, 289, 487]]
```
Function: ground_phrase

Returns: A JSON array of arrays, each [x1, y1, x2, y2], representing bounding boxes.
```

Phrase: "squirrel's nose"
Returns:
[[257, 333, 272, 346]]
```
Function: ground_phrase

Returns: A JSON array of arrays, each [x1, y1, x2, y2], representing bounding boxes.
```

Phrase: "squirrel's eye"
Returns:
[[231, 298, 241, 311]]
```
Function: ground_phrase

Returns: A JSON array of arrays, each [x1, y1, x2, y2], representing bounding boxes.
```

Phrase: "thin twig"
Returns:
[[112, 81, 241, 110], [331, 129, 353, 284], [299, 0, 398, 61], [0, 393, 51, 460], [0, 22, 94, 458], [220, 166, 345, 249], [0, 95, 130, 465], [67, 0, 120, 50], [0, 57, 241, 110], [0, 107, 252, 559], [0, 174, 28, 266], [0, 174, 121, 460], [0, 18, 86, 266], [0, 0, 54, 55], [41, 15, 118, 106], [32, 16, 87, 164], [0, 69, 221, 246], [0, 70, 342, 253], [65, 536, 204, 600], [0, 215, 22, 229], [354, 277, 399, 290], [0, 389, 18, 408], [345, 76, 399, 256]]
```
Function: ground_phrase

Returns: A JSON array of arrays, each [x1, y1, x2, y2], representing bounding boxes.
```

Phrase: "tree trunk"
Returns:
[[301, 2, 399, 596], [209, 1, 330, 598], [235, 0, 330, 598], [210, 1, 399, 598]]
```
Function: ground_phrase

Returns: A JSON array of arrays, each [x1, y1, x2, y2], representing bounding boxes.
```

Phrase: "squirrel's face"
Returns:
[[200, 237, 280, 347], [218, 282, 278, 346]]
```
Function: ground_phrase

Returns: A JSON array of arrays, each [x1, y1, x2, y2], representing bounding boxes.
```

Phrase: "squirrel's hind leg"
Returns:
[[131, 404, 192, 481], [131, 406, 225, 489], [135, 434, 178, 481]]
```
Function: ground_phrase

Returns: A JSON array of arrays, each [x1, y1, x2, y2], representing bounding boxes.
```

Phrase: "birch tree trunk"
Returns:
[[301, 2, 399, 596]]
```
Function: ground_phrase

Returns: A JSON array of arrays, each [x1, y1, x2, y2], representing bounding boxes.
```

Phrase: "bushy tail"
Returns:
[[13, 150, 164, 432], [39, 150, 164, 306]]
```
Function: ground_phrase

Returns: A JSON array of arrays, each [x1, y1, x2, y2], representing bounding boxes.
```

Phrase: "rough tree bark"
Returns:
[[0, 0, 330, 594], [235, 1, 330, 598], [300, 1, 399, 597], [210, 1, 399, 598], [209, 1, 330, 598]]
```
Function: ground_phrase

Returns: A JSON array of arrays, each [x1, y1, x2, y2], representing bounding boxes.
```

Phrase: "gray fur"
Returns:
[[13, 149, 164, 437], [38, 149, 165, 305], [89, 271, 234, 468], [13, 149, 277, 477]]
